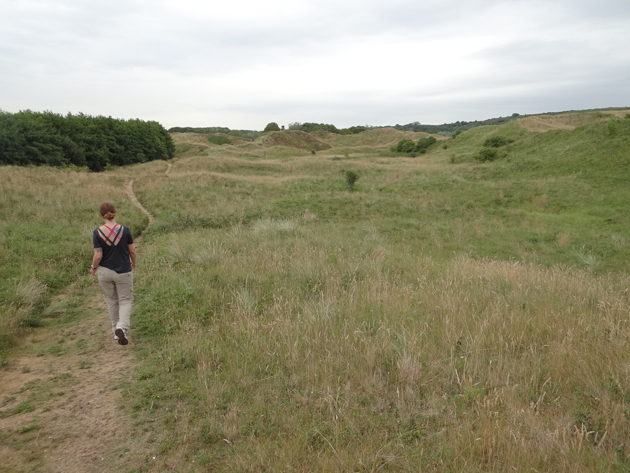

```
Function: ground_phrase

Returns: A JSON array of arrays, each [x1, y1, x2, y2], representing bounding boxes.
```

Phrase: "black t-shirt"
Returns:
[[93, 225, 134, 274]]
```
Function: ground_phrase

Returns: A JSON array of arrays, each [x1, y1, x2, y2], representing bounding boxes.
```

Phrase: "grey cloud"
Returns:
[[1, 0, 629, 128]]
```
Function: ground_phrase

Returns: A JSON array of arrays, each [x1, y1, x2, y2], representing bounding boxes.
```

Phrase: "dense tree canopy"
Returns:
[[0, 110, 174, 171]]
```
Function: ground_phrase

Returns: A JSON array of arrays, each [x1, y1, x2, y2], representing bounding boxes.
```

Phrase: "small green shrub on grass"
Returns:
[[474, 147, 499, 162], [483, 136, 510, 148], [345, 170, 359, 191]]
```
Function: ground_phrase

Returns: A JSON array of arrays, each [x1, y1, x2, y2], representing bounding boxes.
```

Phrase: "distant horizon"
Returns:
[[165, 105, 630, 131], [3, 105, 628, 133]]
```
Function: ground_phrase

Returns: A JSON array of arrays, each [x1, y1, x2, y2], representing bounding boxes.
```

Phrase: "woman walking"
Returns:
[[89, 202, 137, 345]]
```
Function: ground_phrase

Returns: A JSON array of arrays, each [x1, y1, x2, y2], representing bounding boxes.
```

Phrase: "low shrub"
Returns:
[[483, 136, 509, 148], [474, 147, 499, 162], [392, 139, 416, 153], [345, 170, 359, 190], [415, 136, 437, 152]]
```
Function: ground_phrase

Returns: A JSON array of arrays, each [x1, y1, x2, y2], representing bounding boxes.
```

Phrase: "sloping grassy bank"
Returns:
[[120, 115, 630, 471], [2, 111, 629, 470]]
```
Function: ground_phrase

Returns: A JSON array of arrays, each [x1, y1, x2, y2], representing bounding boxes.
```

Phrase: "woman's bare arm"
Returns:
[[128, 243, 137, 269], [90, 248, 102, 276]]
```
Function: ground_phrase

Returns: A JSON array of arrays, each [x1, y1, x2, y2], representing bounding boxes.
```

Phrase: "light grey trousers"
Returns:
[[97, 266, 134, 332]]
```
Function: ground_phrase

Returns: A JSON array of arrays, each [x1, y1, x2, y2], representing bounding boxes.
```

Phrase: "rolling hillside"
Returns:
[[1, 109, 630, 472]]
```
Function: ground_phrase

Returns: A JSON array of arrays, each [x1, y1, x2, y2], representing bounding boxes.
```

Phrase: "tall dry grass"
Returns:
[[132, 221, 630, 471]]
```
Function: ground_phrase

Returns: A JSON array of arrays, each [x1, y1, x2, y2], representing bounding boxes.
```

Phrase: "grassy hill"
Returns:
[[1, 110, 630, 471]]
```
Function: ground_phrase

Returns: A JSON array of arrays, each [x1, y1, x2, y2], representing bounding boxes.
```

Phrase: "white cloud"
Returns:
[[0, 0, 628, 129]]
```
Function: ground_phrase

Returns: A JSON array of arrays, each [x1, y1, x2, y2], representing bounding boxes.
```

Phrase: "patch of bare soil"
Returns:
[[0, 289, 140, 473]]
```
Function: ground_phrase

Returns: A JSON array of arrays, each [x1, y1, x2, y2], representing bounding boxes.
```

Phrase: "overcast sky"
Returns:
[[1, 0, 629, 130]]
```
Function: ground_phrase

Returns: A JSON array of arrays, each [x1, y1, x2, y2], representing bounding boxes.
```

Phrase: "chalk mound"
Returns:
[[259, 130, 332, 151]]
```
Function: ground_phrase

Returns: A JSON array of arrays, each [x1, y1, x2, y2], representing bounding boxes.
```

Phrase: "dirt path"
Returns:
[[124, 180, 155, 244], [0, 180, 157, 473], [0, 290, 139, 473]]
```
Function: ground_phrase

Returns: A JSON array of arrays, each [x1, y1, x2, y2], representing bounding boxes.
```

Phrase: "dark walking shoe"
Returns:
[[115, 328, 128, 345]]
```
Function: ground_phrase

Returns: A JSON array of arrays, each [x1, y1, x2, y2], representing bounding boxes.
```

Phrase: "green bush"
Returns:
[[264, 122, 281, 132], [474, 147, 499, 162], [288, 122, 338, 133], [415, 136, 437, 152], [452, 130, 462, 139], [394, 139, 416, 153], [483, 136, 509, 148], [345, 170, 359, 190], [207, 135, 231, 145]]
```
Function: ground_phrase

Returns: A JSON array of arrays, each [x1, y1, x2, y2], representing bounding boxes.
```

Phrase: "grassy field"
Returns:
[[1, 111, 630, 471]]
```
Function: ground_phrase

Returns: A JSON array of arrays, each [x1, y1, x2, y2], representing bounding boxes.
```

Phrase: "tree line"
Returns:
[[168, 126, 262, 141], [288, 122, 369, 135], [393, 114, 522, 134], [0, 110, 174, 171]]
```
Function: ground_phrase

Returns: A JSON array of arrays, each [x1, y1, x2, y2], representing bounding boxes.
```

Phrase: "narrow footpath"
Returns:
[[0, 180, 156, 473]]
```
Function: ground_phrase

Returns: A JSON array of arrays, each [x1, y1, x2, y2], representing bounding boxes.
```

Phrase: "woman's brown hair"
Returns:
[[99, 202, 116, 220]]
